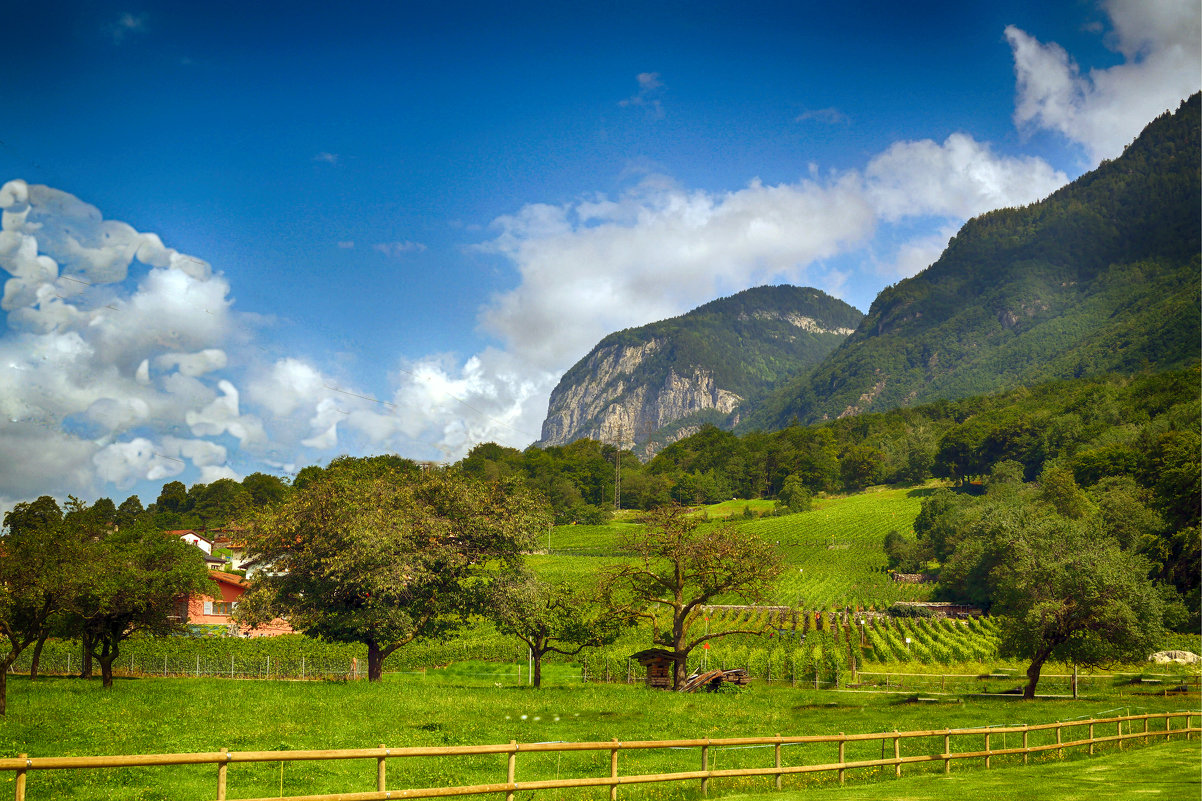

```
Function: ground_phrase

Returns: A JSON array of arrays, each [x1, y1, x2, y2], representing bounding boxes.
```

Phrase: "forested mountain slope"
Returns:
[[745, 93, 1201, 430], [538, 285, 862, 454]]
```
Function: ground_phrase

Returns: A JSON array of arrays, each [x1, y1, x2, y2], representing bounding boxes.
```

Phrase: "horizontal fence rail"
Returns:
[[1, 712, 1196, 800]]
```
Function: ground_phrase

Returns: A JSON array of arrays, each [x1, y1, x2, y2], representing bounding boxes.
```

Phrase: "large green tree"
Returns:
[[0, 497, 87, 714], [993, 520, 1170, 699], [238, 458, 552, 680], [602, 505, 782, 690], [71, 523, 216, 688]]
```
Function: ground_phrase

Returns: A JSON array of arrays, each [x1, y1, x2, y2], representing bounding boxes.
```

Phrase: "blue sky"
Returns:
[[1, 0, 1198, 510]]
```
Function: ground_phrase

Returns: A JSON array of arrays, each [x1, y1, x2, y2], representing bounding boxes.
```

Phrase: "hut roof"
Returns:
[[630, 648, 677, 665]]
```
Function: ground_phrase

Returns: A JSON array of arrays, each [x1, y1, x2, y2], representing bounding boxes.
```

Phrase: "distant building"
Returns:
[[175, 570, 293, 637]]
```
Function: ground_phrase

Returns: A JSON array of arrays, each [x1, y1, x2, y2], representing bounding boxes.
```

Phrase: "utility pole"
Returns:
[[613, 421, 623, 511]]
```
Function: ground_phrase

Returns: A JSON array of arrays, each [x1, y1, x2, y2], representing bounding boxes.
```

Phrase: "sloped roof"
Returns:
[[207, 570, 247, 588]]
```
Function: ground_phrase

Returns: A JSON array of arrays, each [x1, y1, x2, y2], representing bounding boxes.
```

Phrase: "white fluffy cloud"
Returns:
[[1006, 0, 1201, 162], [0, 179, 253, 507], [864, 134, 1066, 222]]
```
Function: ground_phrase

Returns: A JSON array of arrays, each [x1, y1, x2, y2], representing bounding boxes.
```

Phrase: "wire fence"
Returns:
[[11, 638, 1200, 694]]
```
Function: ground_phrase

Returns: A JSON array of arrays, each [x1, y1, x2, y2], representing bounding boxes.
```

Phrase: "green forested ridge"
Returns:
[[544, 284, 863, 445], [745, 93, 1200, 430]]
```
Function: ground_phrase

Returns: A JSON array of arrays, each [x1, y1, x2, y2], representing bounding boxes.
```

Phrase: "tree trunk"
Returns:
[[98, 654, 116, 688], [95, 638, 119, 689], [672, 644, 692, 691], [80, 632, 94, 678], [1023, 652, 1050, 700], [0, 655, 13, 716], [367, 641, 384, 682], [29, 632, 49, 680], [533, 649, 543, 689]]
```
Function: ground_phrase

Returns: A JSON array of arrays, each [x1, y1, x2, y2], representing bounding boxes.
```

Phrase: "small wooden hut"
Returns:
[[630, 648, 677, 689]]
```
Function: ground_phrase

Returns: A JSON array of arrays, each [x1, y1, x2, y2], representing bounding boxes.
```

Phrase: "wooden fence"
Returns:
[[1, 712, 1195, 800]]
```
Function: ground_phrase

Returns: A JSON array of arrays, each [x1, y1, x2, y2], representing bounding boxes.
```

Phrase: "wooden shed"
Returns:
[[630, 648, 677, 689]]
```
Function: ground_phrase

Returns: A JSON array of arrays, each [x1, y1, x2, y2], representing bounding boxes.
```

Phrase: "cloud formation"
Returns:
[[388, 133, 1068, 452], [1006, 0, 1201, 161], [619, 72, 665, 118], [0, 179, 263, 507], [106, 12, 148, 44], [795, 107, 849, 125], [373, 241, 427, 257]]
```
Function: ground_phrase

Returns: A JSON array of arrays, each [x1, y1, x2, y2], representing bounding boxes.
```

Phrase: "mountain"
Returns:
[[744, 93, 1201, 431], [537, 285, 863, 454]]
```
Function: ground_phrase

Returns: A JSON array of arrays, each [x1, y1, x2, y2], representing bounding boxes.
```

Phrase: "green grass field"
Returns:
[[723, 739, 1201, 801], [2, 672, 1197, 800]]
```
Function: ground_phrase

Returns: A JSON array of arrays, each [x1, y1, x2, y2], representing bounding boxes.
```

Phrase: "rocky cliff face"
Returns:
[[539, 340, 742, 448], [537, 285, 863, 455]]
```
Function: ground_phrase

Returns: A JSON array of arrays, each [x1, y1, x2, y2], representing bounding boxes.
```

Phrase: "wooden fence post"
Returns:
[[984, 732, 991, 769], [893, 731, 901, 778], [506, 740, 516, 801], [774, 733, 781, 791], [610, 739, 619, 801], [1117, 719, 1123, 751], [15, 754, 27, 801], [1165, 714, 1171, 741], [216, 748, 229, 800], [377, 744, 387, 792], [1022, 727, 1028, 765], [1143, 715, 1149, 745], [701, 739, 710, 797], [1088, 722, 1094, 755], [1056, 721, 1063, 758], [943, 730, 950, 774], [838, 733, 846, 785]]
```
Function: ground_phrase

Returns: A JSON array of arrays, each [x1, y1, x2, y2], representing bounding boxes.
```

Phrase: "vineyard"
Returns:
[[576, 609, 1007, 688], [536, 486, 932, 609], [748, 487, 932, 609]]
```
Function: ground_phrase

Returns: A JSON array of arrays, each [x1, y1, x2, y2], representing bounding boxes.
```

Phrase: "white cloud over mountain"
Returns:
[[1006, 0, 1201, 162]]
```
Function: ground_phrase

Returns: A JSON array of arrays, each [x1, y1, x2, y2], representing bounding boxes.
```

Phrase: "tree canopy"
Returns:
[[994, 520, 1171, 698], [602, 505, 782, 689], [489, 570, 629, 688], [238, 459, 552, 680]]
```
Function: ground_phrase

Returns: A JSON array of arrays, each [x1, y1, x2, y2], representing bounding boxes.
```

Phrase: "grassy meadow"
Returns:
[[3, 670, 1198, 800]]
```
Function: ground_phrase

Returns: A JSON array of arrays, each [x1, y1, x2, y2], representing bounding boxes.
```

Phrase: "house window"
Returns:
[[203, 601, 237, 616]]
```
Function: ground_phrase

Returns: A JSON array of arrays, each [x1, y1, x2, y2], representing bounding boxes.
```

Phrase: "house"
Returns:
[[168, 529, 213, 555], [177, 570, 294, 637]]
